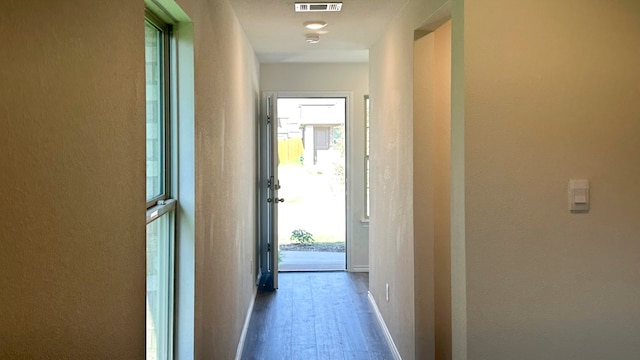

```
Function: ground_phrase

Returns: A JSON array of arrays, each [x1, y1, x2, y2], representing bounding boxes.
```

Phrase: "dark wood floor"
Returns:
[[241, 272, 394, 360]]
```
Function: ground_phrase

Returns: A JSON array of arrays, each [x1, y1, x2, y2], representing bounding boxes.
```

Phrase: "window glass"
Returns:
[[146, 21, 165, 202], [145, 16, 174, 360], [146, 213, 172, 360]]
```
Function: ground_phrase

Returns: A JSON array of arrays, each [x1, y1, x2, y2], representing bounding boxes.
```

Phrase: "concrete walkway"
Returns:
[[279, 250, 346, 271]]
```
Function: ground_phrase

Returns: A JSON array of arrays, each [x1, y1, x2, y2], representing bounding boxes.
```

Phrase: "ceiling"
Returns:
[[227, 0, 408, 63]]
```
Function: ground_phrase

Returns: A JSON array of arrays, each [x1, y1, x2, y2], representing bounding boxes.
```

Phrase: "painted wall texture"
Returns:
[[414, 20, 452, 360], [260, 63, 370, 271], [373, 0, 640, 359], [0, 0, 260, 358], [174, 0, 260, 358], [432, 22, 452, 360], [0, 1, 147, 358], [369, 0, 448, 359], [369, 17, 416, 359], [463, 1, 640, 359], [414, 33, 437, 360]]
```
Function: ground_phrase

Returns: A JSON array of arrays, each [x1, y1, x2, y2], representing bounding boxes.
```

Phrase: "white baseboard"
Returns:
[[349, 265, 369, 273], [368, 291, 402, 360], [235, 289, 257, 360]]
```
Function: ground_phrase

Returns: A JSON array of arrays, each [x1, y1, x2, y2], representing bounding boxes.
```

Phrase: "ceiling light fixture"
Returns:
[[305, 34, 320, 44], [304, 21, 327, 30]]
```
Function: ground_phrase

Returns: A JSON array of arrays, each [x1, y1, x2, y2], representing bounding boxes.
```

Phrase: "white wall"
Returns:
[[261, 63, 370, 271], [463, 1, 640, 359]]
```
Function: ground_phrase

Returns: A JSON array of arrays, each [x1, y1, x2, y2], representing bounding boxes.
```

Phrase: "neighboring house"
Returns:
[[278, 99, 345, 165]]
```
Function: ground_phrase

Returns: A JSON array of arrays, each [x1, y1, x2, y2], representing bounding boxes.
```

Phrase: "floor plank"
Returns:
[[242, 272, 394, 360]]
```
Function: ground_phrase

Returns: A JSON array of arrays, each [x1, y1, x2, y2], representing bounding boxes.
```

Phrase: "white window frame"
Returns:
[[364, 95, 370, 219]]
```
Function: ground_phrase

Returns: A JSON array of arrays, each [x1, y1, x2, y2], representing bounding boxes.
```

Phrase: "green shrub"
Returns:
[[290, 229, 315, 245]]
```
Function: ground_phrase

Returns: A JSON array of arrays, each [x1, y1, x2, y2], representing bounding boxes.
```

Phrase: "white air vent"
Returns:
[[295, 2, 343, 12]]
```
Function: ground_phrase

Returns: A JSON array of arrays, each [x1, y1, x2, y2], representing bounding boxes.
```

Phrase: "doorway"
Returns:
[[258, 94, 348, 289], [276, 97, 346, 272]]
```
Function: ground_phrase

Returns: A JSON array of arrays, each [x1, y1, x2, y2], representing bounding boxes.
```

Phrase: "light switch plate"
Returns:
[[569, 179, 590, 212]]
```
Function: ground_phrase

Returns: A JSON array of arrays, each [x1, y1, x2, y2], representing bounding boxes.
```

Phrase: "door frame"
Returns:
[[258, 91, 355, 285]]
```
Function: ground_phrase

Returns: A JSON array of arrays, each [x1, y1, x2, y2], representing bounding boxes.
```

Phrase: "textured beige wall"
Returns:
[[432, 21, 452, 360], [370, 16, 417, 359], [0, 1, 146, 358], [179, 0, 260, 358], [260, 63, 370, 271], [0, 0, 259, 358], [464, 1, 640, 359], [414, 20, 452, 360], [449, 1, 466, 358], [414, 32, 437, 360], [369, 1, 448, 358]]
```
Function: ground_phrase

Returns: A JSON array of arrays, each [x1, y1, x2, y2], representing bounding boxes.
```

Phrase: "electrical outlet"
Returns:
[[386, 283, 390, 302]]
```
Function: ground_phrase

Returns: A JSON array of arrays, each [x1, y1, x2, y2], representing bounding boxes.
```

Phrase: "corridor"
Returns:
[[241, 272, 393, 360]]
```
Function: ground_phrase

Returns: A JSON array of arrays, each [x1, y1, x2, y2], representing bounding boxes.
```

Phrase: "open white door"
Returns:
[[258, 93, 280, 290]]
